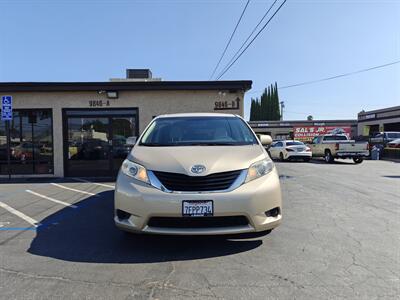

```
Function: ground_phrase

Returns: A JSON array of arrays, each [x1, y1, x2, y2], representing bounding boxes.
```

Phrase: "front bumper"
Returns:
[[114, 168, 282, 235]]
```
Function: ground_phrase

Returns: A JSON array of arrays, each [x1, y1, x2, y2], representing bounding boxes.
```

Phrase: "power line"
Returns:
[[209, 0, 251, 80], [247, 60, 400, 94], [214, 0, 279, 80], [216, 0, 287, 80], [279, 60, 400, 89]]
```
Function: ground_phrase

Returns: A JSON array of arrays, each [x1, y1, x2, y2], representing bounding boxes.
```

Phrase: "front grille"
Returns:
[[152, 169, 242, 192], [147, 216, 249, 229]]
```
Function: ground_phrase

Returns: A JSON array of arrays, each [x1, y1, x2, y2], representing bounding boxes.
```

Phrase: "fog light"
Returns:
[[116, 209, 131, 220], [265, 207, 280, 218]]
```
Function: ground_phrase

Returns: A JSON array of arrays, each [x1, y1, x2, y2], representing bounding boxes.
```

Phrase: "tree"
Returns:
[[249, 82, 281, 121], [273, 82, 281, 120], [250, 99, 256, 121], [307, 115, 313, 121]]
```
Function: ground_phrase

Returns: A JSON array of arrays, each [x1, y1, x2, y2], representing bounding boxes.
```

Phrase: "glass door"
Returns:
[[111, 117, 136, 176], [63, 109, 138, 178], [66, 117, 111, 177]]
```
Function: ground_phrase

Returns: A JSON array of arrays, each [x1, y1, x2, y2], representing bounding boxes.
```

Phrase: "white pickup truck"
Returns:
[[309, 134, 369, 164]]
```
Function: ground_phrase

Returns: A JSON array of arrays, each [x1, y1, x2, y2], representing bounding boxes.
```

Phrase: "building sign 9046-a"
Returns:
[[89, 100, 110, 107], [214, 97, 240, 110]]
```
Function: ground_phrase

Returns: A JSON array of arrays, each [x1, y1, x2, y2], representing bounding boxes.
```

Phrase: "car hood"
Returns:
[[128, 145, 266, 175]]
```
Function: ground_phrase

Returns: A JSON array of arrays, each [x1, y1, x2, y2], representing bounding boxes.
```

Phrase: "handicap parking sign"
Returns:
[[1, 95, 13, 121]]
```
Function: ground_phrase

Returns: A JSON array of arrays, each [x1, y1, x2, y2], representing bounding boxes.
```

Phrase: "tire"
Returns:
[[324, 150, 334, 163], [303, 157, 311, 162], [279, 152, 285, 162], [353, 157, 363, 164]]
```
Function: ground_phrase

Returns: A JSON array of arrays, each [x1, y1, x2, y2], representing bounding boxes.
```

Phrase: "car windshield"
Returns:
[[387, 133, 400, 138], [140, 116, 258, 146], [324, 135, 348, 141], [286, 141, 304, 146]]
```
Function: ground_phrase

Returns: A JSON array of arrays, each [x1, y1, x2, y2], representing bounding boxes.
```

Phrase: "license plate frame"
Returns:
[[182, 200, 214, 217]]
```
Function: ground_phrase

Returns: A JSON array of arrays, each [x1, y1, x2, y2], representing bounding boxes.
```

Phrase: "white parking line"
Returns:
[[72, 178, 115, 189], [26, 190, 77, 208], [50, 183, 98, 196], [0, 202, 40, 227]]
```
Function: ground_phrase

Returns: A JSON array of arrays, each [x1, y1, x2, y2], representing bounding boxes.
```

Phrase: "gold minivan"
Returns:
[[114, 113, 282, 235]]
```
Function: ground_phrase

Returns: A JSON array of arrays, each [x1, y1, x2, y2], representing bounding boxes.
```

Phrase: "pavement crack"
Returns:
[[0, 267, 144, 289]]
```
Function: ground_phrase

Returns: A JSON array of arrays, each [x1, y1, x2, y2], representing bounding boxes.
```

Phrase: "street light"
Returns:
[[280, 101, 285, 120]]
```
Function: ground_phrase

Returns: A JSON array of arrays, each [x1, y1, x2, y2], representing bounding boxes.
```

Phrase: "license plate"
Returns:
[[182, 200, 213, 217]]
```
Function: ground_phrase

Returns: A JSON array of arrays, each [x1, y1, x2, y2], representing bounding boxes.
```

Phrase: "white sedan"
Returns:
[[268, 140, 312, 162]]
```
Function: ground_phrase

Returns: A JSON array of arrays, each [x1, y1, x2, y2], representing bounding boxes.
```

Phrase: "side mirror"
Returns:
[[126, 136, 137, 146], [259, 134, 272, 146]]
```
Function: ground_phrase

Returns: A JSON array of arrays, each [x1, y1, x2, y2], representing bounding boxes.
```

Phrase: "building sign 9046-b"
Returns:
[[89, 100, 110, 107], [214, 97, 240, 110]]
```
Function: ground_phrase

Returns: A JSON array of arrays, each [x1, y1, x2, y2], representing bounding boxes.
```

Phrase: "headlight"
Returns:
[[121, 159, 149, 184], [245, 159, 274, 183]]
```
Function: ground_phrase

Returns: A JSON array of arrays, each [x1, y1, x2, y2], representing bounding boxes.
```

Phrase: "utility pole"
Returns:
[[279, 101, 285, 120]]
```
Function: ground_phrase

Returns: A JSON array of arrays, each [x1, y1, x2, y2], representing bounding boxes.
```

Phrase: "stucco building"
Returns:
[[0, 69, 251, 178], [357, 106, 400, 136]]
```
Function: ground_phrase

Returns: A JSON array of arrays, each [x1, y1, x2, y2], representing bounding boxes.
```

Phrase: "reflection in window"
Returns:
[[0, 109, 53, 175]]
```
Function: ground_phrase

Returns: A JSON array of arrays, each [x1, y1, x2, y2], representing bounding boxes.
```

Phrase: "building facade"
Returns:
[[357, 106, 400, 136], [249, 119, 358, 141], [0, 73, 251, 178]]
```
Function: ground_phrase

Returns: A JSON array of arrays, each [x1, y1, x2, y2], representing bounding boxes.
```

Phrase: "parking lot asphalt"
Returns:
[[0, 160, 399, 300]]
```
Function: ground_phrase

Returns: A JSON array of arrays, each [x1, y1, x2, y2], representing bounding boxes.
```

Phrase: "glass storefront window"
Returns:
[[0, 109, 53, 175]]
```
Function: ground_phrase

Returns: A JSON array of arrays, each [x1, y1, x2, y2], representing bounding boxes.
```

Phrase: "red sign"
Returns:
[[293, 126, 352, 141]]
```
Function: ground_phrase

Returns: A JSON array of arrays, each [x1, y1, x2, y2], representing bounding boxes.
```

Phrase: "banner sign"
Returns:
[[294, 126, 352, 141]]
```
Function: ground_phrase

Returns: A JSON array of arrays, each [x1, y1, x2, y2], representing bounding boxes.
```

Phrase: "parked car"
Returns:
[[114, 113, 282, 235], [309, 134, 369, 164], [78, 139, 109, 160], [12, 142, 41, 160], [268, 140, 312, 162], [387, 138, 400, 149], [370, 132, 400, 146]]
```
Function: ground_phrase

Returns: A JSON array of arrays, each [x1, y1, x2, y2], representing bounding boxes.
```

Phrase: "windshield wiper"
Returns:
[[178, 142, 253, 146], [140, 143, 175, 147], [140, 142, 255, 146]]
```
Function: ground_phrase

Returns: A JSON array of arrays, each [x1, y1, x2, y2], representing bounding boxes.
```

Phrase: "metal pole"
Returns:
[[6, 120, 11, 180], [280, 101, 285, 120]]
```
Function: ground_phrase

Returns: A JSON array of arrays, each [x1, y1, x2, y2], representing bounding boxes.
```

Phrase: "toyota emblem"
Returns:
[[191, 165, 206, 174]]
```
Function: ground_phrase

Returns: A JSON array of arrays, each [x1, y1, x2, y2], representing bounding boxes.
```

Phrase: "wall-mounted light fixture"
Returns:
[[97, 90, 118, 99], [106, 91, 118, 99]]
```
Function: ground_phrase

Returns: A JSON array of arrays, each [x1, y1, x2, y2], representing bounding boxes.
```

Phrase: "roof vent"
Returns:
[[109, 69, 161, 82], [126, 69, 152, 79]]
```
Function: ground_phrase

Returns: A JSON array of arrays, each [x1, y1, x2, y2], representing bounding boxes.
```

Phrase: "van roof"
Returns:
[[156, 113, 237, 118]]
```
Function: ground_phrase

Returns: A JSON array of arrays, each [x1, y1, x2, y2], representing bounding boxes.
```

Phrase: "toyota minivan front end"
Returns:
[[114, 113, 282, 235]]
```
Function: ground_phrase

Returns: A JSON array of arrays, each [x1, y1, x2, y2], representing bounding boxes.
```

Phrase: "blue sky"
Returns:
[[1, 0, 399, 120]]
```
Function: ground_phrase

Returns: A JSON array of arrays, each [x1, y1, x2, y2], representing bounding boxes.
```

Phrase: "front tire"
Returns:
[[353, 157, 363, 164], [324, 150, 334, 163]]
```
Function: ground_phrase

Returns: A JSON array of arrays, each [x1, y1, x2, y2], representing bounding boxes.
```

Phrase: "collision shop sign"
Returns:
[[294, 126, 352, 141]]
